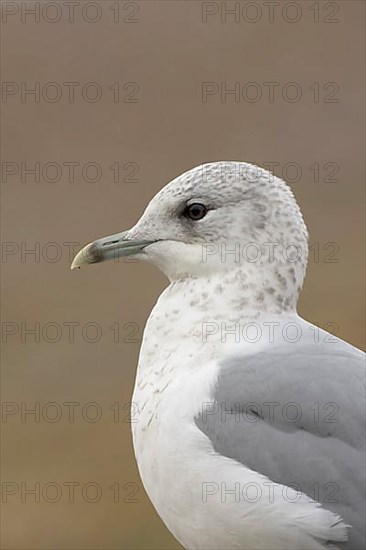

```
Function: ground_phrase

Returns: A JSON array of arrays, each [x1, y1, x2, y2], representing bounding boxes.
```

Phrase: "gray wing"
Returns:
[[195, 338, 365, 549]]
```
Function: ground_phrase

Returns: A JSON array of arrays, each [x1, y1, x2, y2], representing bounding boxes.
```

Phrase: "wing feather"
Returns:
[[195, 335, 365, 549]]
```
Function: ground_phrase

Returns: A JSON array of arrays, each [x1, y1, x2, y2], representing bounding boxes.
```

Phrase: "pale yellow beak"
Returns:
[[71, 231, 155, 269]]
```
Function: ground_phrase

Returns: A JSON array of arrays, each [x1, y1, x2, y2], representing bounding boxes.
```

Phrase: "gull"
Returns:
[[72, 162, 365, 550]]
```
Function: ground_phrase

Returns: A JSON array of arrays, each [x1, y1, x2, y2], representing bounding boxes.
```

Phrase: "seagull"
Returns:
[[72, 162, 365, 550]]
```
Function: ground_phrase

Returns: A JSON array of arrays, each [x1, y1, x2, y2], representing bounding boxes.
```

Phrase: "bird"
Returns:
[[72, 162, 365, 550]]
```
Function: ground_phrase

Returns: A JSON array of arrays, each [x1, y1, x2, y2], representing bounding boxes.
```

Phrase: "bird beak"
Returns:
[[71, 231, 155, 269]]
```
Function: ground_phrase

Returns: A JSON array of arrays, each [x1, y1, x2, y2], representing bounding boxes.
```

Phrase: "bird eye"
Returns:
[[184, 203, 207, 221]]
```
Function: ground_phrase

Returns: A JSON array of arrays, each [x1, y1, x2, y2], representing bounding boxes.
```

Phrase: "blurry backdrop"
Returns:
[[1, 1, 365, 548]]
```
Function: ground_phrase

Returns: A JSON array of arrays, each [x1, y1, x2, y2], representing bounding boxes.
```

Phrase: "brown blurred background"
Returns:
[[1, 1, 365, 548]]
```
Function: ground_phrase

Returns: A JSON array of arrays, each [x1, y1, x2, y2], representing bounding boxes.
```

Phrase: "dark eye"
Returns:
[[184, 203, 207, 221]]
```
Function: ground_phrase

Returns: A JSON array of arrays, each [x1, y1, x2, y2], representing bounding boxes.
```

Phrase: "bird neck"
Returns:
[[165, 261, 304, 322]]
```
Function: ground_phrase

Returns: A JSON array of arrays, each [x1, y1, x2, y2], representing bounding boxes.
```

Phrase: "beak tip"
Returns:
[[71, 243, 99, 270], [70, 258, 83, 270]]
